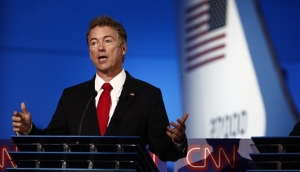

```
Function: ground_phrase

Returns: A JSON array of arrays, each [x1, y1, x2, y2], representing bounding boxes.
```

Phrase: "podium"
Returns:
[[248, 136, 300, 171], [6, 135, 159, 172]]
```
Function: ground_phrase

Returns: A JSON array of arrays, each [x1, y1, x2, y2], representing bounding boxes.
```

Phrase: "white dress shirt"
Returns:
[[94, 69, 126, 126]]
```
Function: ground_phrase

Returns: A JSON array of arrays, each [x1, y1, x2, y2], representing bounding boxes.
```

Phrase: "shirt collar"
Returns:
[[95, 69, 126, 95]]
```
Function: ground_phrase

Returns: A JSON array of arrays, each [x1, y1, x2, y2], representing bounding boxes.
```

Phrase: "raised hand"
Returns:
[[12, 102, 32, 134], [166, 113, 188, 143]]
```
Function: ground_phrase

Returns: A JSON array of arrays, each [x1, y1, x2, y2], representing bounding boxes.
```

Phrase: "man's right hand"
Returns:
[[12, 102, 32, 134]]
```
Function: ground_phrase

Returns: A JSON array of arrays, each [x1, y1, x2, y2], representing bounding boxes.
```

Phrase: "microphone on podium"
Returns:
[[77, 90, 98, 137]]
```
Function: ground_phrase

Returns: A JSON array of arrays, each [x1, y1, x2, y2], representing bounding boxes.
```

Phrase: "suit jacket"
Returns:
[[290, 121, 300, 136], [30, 71, 187, 161]]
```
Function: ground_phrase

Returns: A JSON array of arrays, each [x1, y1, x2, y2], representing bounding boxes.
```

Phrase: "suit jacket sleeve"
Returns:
[[29, 88, 71, 135], [290, 121, 300, 136], [146, 88, 187, 161]]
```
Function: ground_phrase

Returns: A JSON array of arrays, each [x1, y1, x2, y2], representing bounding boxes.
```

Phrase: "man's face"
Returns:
[[88, 26, 126, 78]]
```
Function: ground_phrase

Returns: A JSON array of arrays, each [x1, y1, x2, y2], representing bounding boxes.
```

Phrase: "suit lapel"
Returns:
[[81, 76, 100, 135], [105, 72, 138, 135]]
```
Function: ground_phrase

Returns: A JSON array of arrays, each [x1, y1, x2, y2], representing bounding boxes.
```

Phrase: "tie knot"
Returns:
[[102, 83, 113, 91]]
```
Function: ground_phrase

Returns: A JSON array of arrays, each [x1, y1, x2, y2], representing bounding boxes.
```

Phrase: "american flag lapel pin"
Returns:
[[130, 93, 135, 96]]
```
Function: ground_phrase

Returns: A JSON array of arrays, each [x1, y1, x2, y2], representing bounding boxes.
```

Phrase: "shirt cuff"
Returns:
[[16, 123, 33, 135], [173, 136, 187, 153]]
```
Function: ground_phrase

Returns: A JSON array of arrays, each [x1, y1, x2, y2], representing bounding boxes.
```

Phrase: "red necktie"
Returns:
[[97, 83, 113, 136]]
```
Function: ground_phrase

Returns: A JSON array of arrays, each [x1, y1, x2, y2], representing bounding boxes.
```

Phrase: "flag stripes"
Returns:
[[184, 0, 227, 72]]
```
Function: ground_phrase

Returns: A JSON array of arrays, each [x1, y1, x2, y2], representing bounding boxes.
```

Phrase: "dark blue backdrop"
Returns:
[[258, 0, 300, 114]]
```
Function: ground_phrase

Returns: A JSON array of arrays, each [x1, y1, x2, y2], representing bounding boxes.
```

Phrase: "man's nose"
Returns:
[[98, 43, 105, 52]]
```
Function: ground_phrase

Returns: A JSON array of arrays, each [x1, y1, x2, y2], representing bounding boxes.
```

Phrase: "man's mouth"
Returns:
[[98, 56, 108, 60]]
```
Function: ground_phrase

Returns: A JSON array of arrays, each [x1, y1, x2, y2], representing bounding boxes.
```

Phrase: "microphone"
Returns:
[[77, 90, 98, 137]]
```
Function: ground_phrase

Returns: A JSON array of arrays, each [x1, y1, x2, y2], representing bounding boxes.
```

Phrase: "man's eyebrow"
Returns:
[[89, 37, 97, 42], [89, 35, 115, 40], [103, 35, 116, 40]]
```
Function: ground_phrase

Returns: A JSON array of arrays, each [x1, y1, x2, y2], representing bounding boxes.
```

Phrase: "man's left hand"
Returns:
[[166, 113, 188, 144]]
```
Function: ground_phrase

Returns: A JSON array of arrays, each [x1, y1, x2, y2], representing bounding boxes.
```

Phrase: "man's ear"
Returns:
[[122, 43, 127, 56], [88, 49, 92, 60]]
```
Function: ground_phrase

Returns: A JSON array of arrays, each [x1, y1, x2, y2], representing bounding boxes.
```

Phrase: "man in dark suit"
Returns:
[[12, 16, 188, 162]]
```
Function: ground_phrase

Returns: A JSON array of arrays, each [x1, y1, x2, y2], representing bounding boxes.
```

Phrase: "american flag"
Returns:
[[184, 0, 227, 72]]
